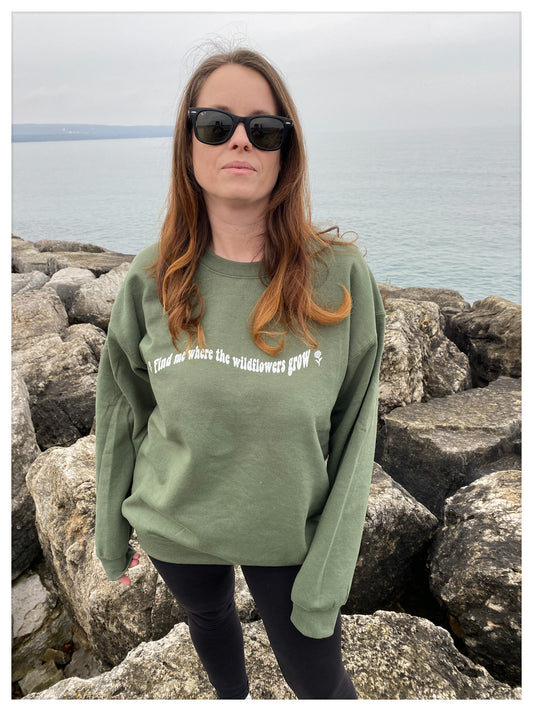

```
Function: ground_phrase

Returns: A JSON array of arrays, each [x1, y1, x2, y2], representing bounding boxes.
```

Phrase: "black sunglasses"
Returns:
[[188, 107, 293, 151]]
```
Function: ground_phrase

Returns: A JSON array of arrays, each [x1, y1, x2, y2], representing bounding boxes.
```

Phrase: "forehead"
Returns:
[[196, 64, 278, 114]]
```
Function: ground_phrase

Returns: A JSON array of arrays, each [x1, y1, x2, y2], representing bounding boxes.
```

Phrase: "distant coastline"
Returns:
[[12, 124, 174, 143]]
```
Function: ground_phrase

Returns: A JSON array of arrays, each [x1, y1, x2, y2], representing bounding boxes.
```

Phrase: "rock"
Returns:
[[18, 661, 65, 696], [12, 235, 134, 277], [343, 611, 520, 699], [25, 612, 519, 700], [344, 463, 438, 613], [11, 371, 41, 578], [12, 236, 51, 273], [33, 239, 108, 253], [24, 622, 219, 700], [12, 271, 50, 294], [379, 298, 471, 417], [12, 570, 73, 682], [69, 262, 130, 330], [43, 648, 70, 666], [13, 323, 107, 449], [25, 436, 173, 669], [12, 572, 50, 640], [12, 287, 69, 350], [48, 267, 96, 312], [429, 470, 521, 685], [64, 645, 101, 679], [448, 296, 521, 386], [380, 284, 471, 326], [46, 251, 134, 277], [235, 566, 259, 622], [375, 376, 521, 517]]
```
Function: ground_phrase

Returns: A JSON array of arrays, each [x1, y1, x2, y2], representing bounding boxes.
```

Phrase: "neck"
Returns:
[[204, 196, 267, 263]]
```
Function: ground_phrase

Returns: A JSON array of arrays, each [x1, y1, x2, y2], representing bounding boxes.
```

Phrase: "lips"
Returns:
[[222, 161, 256, 172]]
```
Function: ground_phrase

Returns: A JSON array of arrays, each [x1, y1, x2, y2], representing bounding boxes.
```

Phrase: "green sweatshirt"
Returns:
[[95, 240, 385, 639]]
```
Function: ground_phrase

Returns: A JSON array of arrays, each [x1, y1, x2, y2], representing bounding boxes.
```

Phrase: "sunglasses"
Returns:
[[188, 107, 293, 151]]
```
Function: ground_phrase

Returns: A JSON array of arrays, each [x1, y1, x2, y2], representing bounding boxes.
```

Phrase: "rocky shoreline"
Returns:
[[11, 235, 522, 699]]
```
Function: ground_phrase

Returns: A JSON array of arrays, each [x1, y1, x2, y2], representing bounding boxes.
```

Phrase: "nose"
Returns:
[[230, 121, 251, 149]]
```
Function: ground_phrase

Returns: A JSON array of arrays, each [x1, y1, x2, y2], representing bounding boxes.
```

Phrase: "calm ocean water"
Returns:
[[11, 126, 521, 305]]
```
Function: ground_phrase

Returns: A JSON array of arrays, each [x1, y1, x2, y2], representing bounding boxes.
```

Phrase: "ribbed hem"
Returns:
[[290, 602, 340, 639], [136, 531, 233, 566], [200, 249, 265, 279]]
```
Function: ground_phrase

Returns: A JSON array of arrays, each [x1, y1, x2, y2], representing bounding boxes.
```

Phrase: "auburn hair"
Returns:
[[153, 47, 352, 356]]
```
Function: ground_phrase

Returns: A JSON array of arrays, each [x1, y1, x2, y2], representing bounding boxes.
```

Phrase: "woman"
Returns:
[[95, 47, 385, 700]]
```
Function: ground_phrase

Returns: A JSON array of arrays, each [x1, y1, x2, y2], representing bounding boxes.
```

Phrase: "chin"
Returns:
[[215, 190, 270, 205]]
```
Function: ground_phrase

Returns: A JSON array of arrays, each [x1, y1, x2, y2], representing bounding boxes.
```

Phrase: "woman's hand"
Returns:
[[118, 552, 141, 585]]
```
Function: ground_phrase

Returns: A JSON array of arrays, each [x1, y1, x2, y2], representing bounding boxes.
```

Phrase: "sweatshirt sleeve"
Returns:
[[290, 261, 385, 638], [94, 262, 156, 580]]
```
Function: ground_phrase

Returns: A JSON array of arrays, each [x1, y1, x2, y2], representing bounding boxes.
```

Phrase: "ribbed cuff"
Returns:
[[98, 546, 136, 581], [290, 602, 340, 639]]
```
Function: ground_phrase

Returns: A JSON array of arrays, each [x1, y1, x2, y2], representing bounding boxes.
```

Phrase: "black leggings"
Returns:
[[149, 558, 357, 700]]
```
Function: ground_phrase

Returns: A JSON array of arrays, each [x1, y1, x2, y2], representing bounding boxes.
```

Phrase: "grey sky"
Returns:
[[12, 11, 520, 132]]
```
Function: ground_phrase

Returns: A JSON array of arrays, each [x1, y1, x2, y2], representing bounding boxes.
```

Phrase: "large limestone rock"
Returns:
[[379, 298, 471, 417], [33, 239, 111, 253], [69, 262, 130, 330], [46, 251, 134, 277], [12, 236, 53, 273], [12, 371, 41, 578], [448, 296, 521, 386], [430, 470, 521, 685], [26, 612, 520, 700], [343, 611, 520, 699], [25, 436, 181, 670], [12, 570, 73, 684], [380, 284, 471, 325], [18, 661, 65, 696], [344, 463, 438, 613], [12, 235, 134, 277], [12, 270, 50, 295], [375, 376, 521, 516], [12, 280, 106, 449], [13, 323, 106, 449], [12, 287, 69, 350], [12, 236, 105, 274], [47, 267, 96, 312], [23, 622, 219, 700]]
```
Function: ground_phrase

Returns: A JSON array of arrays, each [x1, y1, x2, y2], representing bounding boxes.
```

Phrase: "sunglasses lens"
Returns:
[[195, 110, 234, 144], [250, 117, 285, 150]]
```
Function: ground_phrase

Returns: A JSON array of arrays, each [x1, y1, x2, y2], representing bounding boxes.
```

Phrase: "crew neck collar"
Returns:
[[200, 249, 265, 278]]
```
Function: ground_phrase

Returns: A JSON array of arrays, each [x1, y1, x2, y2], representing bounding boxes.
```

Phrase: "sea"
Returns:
[[11, 125, 521, 306]]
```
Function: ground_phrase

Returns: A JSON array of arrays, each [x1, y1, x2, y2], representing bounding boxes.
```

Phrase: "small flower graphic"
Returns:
[[314, 350, 323, 366]]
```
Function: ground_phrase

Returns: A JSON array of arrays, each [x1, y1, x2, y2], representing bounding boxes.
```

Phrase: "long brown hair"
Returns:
[[153, 48, 352, 356]]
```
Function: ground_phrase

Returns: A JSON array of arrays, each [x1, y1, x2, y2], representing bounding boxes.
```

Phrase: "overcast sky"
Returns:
[[12, 10, 520, 132]]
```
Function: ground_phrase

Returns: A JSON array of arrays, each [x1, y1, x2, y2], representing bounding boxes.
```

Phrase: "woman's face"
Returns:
[[191, 64, 281, 212]]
